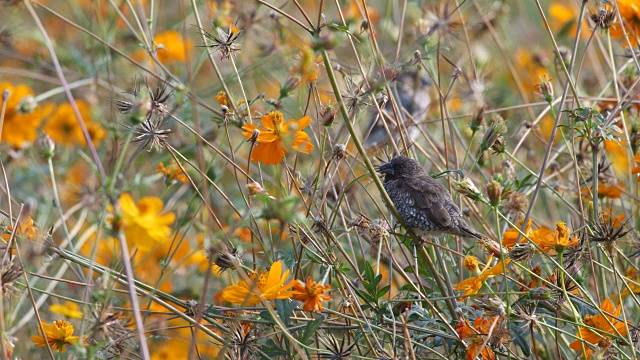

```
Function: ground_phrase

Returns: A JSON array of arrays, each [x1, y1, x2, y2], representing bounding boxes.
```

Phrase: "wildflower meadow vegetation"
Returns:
[[1, 0, 640, 358]]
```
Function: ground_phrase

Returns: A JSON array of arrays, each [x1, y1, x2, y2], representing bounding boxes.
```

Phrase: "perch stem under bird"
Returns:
[[376, 155, 485, 240]]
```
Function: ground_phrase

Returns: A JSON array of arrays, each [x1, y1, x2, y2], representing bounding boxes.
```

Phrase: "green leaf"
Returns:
[[377, 285, 391, 299], [275, 299, 297, 327], [261, 339, 289, 357], [300, 315, 325, 345], [510, 323, 532, 357]]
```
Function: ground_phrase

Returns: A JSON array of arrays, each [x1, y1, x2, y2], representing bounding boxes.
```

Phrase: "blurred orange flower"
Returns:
[[49, 302, 83, 319], [241, 111, 314, 165], [31, 320, 84, 352], [570, 299, 630, 358], [221, 260, 294, 305], [134, 30, 194, 64], [597, 182, 625, 199], [632, 154, 640, 181], [215, 90, 230, 107], [0, 82, 53, 148], [609, 0, 640, 47], [45, 100, 105, 146], [292, 277, 331, 312], [113, 193, 176, 251], [2, 217, 38, 241], [549, 3, 589, 39]]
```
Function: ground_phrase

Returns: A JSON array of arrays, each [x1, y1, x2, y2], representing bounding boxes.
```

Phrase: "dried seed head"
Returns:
[[206, 243, 239, 271], [503, 192, 529, 217], [247, 129, 260, 145], [509, 243, 535, 262], [360, 19, 369, 32], [480, 114, 506, 151], [0, 261, 22, 298], [332, 143, 347, 161]]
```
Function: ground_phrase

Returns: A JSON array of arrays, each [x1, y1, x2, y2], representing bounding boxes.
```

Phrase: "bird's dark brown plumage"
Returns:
[[377, 155, 483, 239]]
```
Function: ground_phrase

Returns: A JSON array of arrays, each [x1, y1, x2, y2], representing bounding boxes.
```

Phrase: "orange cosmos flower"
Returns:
[[221, 260, 294, 306], [31, 319, 84, 352], [156, 161, 188, 183], [112, 193, 176, 251], [570, 299, 630, 358], [531, 221, 579, 254], [501, 219, 532, 249], [0, 82, 54, 148], [454, 256, 510, 297], [241, 111, 314, 165], [45, 100, 105, 146], [455, 316, 499, 360], [292, 277, 331, 312]]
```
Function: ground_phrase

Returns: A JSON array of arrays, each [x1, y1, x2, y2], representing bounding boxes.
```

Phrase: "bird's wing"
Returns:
[[401, 175, 453, 228]]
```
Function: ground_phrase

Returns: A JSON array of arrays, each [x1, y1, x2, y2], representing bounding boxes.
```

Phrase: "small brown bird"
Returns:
[[377, 155, 484, 239]]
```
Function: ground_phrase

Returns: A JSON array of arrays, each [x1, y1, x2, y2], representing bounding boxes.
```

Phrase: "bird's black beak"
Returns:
[[376, 162, 394, 176]]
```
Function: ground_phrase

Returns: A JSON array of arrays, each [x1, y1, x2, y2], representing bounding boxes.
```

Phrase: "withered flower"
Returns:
[[199, 26, 241, 60], [480, 114, 506, 152], [0, 260, 22, 297], [206, 243, 239, 271]]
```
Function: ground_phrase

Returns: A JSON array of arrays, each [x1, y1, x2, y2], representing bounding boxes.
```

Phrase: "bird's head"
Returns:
[[376, 155, 422, 181]]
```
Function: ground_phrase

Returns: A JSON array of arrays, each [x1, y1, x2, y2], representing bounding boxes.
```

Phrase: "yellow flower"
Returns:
[[221, 260, 294, 305], [49, 302, 83, 319], [134, 30, 194, 64], [0, 82, 53, 148], [532, 221, 580, 253], [454, 256, 510, 297], [156, 161, 188, 183], [570, 299, 630, 358], [30, 319, 83, 352], [113, 193, 176, 251], [241, 111, 314, 165], [292, 277, 331, 312], [44, 100, 105, 146], [462, 255, 481, 275]]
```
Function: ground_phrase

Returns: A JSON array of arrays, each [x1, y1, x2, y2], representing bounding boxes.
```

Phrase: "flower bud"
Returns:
[[534, 74, 554, 103], [453, 177, 482, 201], [486, 181, 502, 206], [18, 95, 37, 114], [37, 133, 55, 159]]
